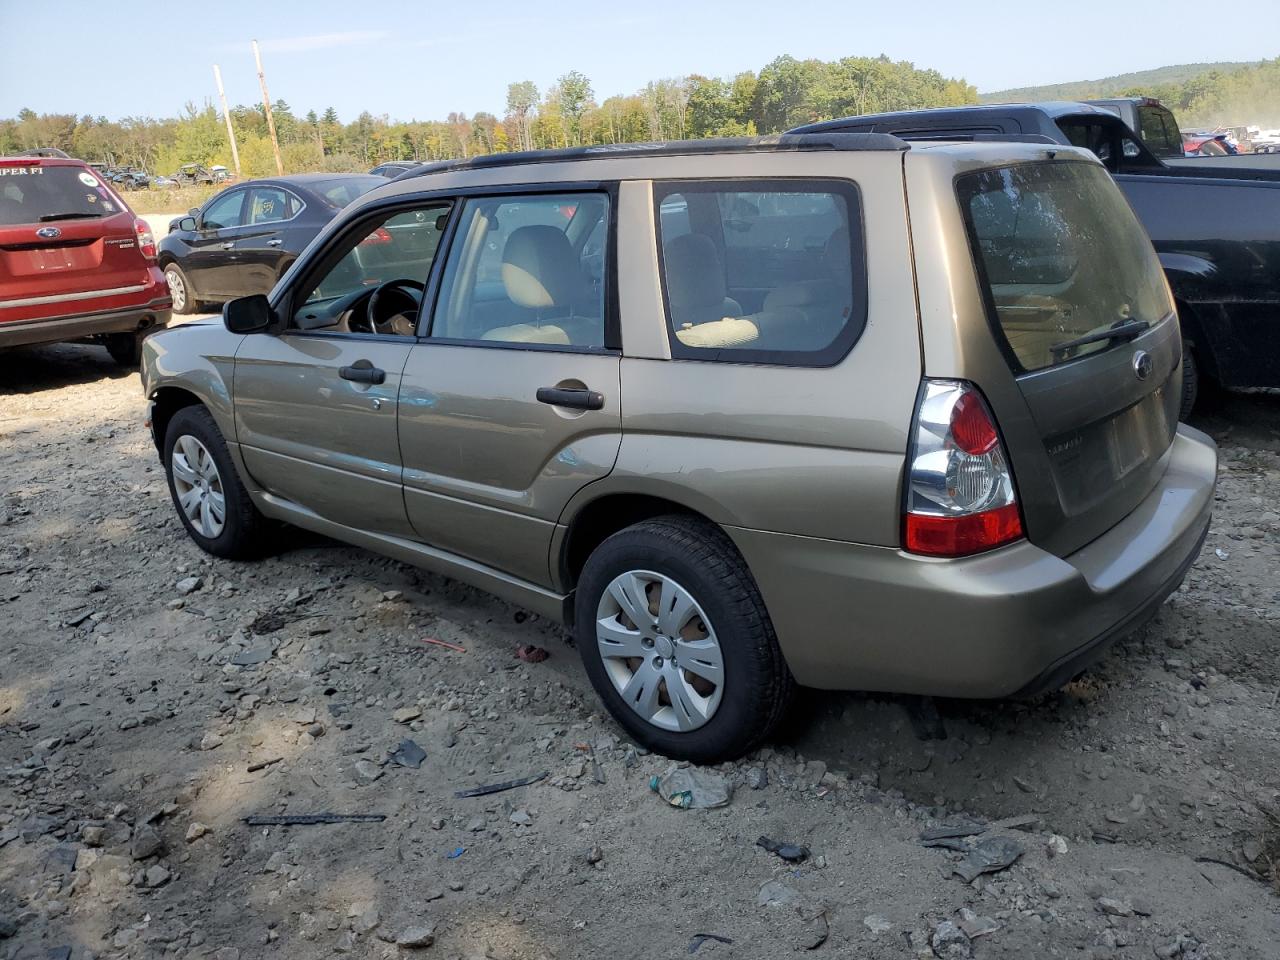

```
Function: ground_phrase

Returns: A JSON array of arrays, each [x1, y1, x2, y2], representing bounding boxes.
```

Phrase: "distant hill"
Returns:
[[980, 62, 1253, 103]]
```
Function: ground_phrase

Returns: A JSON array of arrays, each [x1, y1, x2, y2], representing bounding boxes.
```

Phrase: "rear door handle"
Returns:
[[340, 362, 386, 385], [267, 238, 282, 247], [220, 241, 234, 250], [536, 386, 604, 410]]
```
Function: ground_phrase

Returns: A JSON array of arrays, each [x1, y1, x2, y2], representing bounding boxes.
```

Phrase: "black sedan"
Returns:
[[158, 173, 384, 314]]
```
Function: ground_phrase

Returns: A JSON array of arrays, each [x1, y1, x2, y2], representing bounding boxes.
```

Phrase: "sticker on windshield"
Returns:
[[78, 171, 99, 187], [102, 201, 115, 212], [86, 193, 97, 204]]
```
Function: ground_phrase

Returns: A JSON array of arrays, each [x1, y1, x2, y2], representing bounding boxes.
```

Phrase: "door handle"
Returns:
[[220, 241, 234, 250], [536, 386, 604, 410], [340, 362, 386, 385], [267, 238, 282, 247]]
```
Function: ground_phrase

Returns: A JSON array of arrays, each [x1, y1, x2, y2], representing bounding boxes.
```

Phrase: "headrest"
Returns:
[[663, 233, 728, 313], [501, 225, 580, 310]]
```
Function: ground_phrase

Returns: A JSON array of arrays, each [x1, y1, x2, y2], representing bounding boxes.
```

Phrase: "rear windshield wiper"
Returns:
[[38, 212, 103, 222], [1050, 319, 1150, 357]]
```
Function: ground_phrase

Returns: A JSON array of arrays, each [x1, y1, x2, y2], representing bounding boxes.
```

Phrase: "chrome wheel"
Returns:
[[170, 434, 225, 538], [596, 570, 725, 732], [165, 268, 187, 312]]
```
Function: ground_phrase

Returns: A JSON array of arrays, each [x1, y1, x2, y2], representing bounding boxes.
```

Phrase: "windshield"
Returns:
[[958, 160, 1172, 374], [315, 176, 384, 209], [0, 164, 122, 226]]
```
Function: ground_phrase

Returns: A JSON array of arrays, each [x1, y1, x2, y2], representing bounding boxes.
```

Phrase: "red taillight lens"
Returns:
[[135, 218, 157, 260], [359, 227, 393, 246], [904, 380, 1023, 558], [949, 391, 999, 455], [905, 503, 1023, 557]]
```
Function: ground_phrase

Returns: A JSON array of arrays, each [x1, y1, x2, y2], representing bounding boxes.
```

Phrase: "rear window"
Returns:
[[0, 164, 122, 226], [958, 161, 1172, 374], [316, 176, 383, 209]]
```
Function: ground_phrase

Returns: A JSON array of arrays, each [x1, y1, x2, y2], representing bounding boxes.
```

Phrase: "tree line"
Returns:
[[0, 54, 977, 177]]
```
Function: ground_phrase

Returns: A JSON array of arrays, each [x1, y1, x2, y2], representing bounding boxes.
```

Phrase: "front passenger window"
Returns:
[[431, 193, 609, 348], [201, 190, 245, 230]]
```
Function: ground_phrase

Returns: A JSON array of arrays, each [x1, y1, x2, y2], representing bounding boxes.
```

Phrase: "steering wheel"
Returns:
[[363, 278, 425, 335]]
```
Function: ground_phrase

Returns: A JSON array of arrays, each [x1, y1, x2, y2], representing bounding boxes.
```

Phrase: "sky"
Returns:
[[0, 0, 1276, 122]]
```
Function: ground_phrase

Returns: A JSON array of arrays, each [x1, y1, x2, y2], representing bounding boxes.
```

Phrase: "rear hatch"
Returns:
[[955, 157, 1181, 558], [0, 160, 152, 322]]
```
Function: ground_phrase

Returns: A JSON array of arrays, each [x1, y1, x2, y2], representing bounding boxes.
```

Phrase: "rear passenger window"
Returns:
[[654, 180, 865, 365], [430, 193, 609, 349]]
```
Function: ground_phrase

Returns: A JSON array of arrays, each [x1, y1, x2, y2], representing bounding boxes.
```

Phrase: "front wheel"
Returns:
[[574, 515, 794, 762], [163, 406, 269, 559]]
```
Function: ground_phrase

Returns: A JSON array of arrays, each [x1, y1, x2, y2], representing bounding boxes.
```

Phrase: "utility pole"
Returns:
[[212, 64, 242, 178], [252, 39, 284, 176]]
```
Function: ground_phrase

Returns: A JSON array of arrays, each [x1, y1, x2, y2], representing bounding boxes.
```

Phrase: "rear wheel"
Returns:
[[164, 263, 197, 315], [574, 515, 794, 762], [105, 330, 146, 367], [163, 406, 268, 559]]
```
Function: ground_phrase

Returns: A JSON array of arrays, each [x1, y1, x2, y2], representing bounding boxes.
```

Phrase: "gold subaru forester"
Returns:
[[142, 133, 1217, 761]]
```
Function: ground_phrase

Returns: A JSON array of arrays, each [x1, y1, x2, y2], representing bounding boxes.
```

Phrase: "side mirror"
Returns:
[[223, 295, 274, 335], [176, 216, 197, 232]]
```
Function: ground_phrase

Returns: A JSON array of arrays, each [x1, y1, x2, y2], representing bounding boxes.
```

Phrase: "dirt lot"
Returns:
[[1, 336, 1278, 960]]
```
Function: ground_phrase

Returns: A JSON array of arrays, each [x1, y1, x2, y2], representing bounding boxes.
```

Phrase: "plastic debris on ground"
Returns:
[[688, 933, 733, 953], [952, 835, 1025, 882], [453, 771, 548, 798], [756, 835, 810, 863], [650, 766, 733, 809], [388, 738, 427, 769], [446, 846, 465, 859], [515, 644, 550, 663]]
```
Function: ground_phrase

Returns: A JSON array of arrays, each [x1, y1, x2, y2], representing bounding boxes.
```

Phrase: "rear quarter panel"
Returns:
[[1117, 173, 1280, 387], [593, 155, 921, 548]]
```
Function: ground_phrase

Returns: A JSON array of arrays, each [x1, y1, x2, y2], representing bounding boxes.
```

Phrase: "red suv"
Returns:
[[0, 156, 171, 364]]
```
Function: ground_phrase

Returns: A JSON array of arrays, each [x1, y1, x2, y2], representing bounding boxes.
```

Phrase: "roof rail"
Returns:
[[400, 132, 908, 180]]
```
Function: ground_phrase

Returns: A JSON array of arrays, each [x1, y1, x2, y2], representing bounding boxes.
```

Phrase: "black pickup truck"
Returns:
[[791, 103, 1280, 414]]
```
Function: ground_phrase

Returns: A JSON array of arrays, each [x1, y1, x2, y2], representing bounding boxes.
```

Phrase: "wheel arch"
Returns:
[[557, 492, 721, 598], [148, 386, 204, 453]]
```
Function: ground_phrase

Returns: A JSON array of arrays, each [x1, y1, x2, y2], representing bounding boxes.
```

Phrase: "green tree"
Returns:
[[505, 81, 539, 151], [557, 70, 594, 145]]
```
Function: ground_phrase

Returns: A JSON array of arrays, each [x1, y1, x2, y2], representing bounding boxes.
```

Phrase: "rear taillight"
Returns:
[[904, 379, 1023, 557], [134, 218, 157, 260], [359, 227, 393, 246]]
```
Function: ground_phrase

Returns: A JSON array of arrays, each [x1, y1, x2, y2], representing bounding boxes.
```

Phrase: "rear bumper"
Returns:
[[726, 424, 1218, 697], [0, 296, 172, 349]]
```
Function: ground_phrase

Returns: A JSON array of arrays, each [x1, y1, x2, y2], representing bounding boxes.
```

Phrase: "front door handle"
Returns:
[[340, 361, 386, 385], [267, 238, 282, 247], [220, 241, 234, 250], [536, 386, 604, 410]]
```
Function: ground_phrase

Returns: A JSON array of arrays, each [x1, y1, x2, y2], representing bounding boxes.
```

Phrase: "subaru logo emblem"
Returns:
[[36, 226, 62, 239], [1132, 350, 1153, 381]]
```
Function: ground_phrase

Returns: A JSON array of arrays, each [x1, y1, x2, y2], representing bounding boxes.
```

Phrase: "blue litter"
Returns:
[[447, 846, 465, 859]]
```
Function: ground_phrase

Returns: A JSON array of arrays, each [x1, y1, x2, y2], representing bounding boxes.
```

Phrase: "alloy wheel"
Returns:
[[165, 269, 187, 312], [170, 434, 225, 538], [595, 569, 725, 732]]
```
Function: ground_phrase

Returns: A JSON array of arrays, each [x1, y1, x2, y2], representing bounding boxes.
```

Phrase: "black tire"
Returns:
[[164, 263, 197, 315], [574, 515, 794, 762], [163, 406, 269, 560], [105, 330, 145, 367], [1179, 344, 1198, 421]]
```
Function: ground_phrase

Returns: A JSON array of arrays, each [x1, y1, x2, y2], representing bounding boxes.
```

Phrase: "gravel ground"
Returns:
[[1, 338, 1278, 960]]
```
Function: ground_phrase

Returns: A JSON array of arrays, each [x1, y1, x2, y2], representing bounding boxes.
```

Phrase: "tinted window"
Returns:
[[958, 161, 1172, 374], [0, 164, 122, 225], [293, 204, 451, 336], [248, 187, 299, 224], [655, 180, 865, 364], [202, 190, 245, 230], [1138, 105, 1182, 159], [314, 176, 383, 209], [431, 193, 608, 348]]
